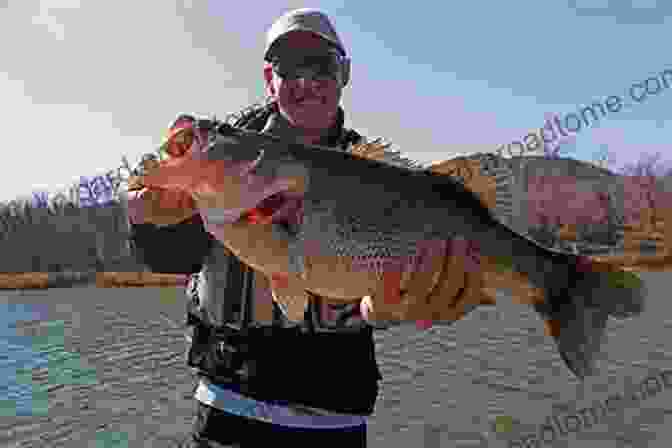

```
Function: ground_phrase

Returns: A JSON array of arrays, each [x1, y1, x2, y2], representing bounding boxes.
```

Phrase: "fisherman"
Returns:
[[124, 7, 651, 446], [127, 9, 389, 447]]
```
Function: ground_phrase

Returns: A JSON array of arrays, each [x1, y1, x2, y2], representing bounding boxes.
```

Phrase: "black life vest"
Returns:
[[185, 102, 382, 416]]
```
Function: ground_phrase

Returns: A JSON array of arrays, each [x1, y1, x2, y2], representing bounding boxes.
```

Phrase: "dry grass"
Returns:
[[0, 270, 186, 290], [94, 271, 188, 288]]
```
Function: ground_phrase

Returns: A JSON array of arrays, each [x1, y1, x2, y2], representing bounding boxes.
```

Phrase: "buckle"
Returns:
[[217, 341, 238, 355]]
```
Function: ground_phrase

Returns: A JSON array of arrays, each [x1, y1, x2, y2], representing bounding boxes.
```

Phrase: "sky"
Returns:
[[1, 0, 670, 204]]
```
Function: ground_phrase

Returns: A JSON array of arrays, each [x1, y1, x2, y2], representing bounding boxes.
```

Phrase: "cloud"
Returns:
[[0, 1, 668, 203], [31, 0, 81, 41], [0, 0, 263, 202]]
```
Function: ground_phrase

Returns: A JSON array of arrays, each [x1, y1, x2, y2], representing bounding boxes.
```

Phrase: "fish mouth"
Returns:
[[200, 160, 301, 225], [241, 175, 303, 222], [235, 156, 307, 225], [242, 153, 308, 207], [196, 145, 309, 225], [242, 191, 304, 226]]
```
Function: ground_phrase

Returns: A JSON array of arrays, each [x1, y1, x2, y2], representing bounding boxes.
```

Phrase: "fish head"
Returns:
[[187, 124, 311, 224], [204, 123, 312, 196], [143, 118, 313, 225]]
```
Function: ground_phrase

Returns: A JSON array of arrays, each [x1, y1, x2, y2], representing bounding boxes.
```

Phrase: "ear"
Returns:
[[263, 65, 276, 98], [341, 57, 351, 87]]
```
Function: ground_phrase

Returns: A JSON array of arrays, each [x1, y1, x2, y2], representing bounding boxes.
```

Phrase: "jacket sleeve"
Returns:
[[129, 213, 213, 274]]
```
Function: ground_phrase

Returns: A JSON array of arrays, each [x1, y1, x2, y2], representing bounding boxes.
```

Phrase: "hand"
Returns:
[[127, 186, 197, 226]]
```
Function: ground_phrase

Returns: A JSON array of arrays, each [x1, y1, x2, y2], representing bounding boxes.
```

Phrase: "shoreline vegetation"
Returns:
[[0, 150, 192, 289], [0, 271, 188, 290]]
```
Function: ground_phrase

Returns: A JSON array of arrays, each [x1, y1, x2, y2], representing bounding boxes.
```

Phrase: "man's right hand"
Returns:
[[127, 186, 197, 226]]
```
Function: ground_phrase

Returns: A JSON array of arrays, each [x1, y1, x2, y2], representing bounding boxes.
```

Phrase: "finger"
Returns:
[[360, 294, 401, 323], [127, 187, 150, 224], [394, 240, 447, 322], [422, 238, 472, 323]]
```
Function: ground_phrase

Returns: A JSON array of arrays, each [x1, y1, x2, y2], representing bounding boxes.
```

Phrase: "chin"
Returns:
[[287, 107, 337, 130], [294, 120, 332, 131]]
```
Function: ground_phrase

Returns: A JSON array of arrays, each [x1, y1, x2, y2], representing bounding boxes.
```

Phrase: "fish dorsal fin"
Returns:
[[349, 137, 425, 171]]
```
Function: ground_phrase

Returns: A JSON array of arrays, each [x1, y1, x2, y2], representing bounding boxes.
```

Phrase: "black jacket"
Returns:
[[128, 103, 383, 416]]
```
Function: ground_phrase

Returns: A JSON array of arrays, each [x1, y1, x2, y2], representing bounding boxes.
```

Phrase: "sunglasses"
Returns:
[[269, 50, 347, 84]]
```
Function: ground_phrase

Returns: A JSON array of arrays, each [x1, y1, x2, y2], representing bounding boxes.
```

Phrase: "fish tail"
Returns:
[[535, 255, 647, 378]]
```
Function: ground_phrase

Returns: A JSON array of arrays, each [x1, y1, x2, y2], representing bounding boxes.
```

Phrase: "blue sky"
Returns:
[[1, 0, 670, 203]]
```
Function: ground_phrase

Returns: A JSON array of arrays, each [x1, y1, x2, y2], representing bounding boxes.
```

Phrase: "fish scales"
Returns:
[[298, 211, 455, 280], [185, 122, 560, 290], [251, 136, 559, 293]]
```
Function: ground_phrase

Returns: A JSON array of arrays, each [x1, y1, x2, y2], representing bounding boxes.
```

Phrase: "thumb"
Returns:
[[126, 187, 150, 224]]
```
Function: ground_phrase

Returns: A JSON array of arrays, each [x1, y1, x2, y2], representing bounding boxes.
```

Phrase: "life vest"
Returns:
[[184, 101, 382, 416]]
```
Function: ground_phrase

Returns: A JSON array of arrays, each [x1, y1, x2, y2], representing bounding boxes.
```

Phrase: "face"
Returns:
[[264, 31, 345, 132]]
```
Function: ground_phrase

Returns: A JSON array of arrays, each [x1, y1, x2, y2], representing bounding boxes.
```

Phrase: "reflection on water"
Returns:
[[0, 302, 97, 417], [0, 301, 50, 416]]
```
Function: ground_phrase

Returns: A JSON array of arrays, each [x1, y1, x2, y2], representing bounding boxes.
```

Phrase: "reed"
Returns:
[[0, 151, 145, 274]]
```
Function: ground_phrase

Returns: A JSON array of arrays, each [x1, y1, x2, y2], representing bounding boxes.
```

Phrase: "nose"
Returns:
[[294, 75, 323, 90]]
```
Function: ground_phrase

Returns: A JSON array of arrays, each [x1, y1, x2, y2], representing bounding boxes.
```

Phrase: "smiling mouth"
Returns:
[[295, 98, 325, 106]]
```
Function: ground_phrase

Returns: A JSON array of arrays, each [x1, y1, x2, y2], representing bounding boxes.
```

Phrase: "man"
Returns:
[[128, 9, 387, 447]]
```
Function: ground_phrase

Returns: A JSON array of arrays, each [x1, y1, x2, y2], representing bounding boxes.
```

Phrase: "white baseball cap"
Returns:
[[264, 9, 347, 61]]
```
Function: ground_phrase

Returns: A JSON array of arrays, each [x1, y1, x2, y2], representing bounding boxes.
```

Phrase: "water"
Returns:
[[0, 301, 51, 416], [0, 278, 670, 446]]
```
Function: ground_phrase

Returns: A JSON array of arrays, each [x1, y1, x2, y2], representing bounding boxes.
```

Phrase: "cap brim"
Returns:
[[264, 29, 345, 61]]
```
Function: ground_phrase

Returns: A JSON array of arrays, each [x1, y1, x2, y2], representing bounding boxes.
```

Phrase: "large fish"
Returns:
[[138, 115, 649, 378]]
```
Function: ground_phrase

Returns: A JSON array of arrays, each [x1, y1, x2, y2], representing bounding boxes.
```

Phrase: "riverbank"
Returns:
[[0, 271, 188, 290]]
